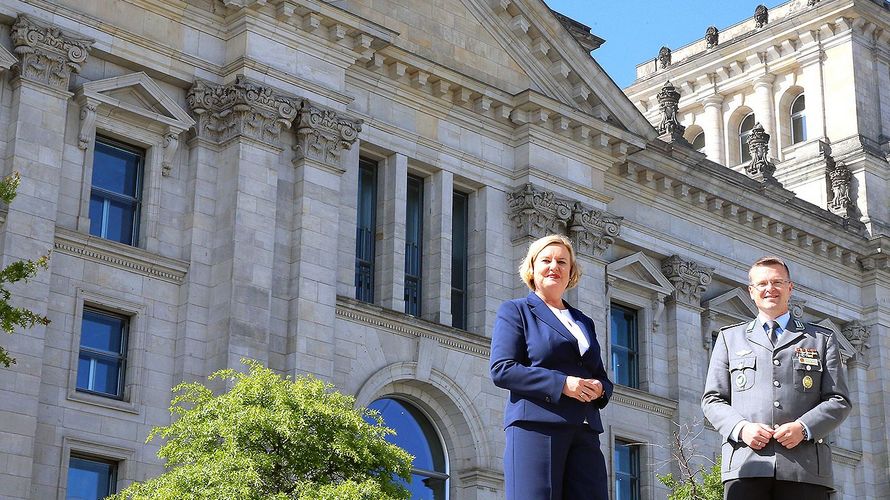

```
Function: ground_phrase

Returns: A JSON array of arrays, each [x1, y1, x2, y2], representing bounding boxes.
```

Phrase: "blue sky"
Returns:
[[545, 0, 786, 88]]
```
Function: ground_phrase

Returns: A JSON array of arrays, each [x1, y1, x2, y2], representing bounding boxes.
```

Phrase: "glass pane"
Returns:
[[88, 196, 105, 238], [103, 198, 137, 245], [90, 357, 122, 395], [792, 115, 806, 144], [451, 192, 469, 329], [611, 349, 632, 387], [355, 160, 377, 303], [76, 355, 92, 390], [81, 311, 124, 353], [691, 132, 705, 152], [368, 399, 444, 472], [92, 141, 142, 196], [791, 94, 805, 114], [67, 457, 115, 500]]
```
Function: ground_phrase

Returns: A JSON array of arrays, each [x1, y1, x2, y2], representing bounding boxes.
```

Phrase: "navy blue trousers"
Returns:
[[504, 422, 608, 500]]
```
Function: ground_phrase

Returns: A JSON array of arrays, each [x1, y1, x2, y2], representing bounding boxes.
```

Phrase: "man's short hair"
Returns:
[[749, 256, 791, 282]]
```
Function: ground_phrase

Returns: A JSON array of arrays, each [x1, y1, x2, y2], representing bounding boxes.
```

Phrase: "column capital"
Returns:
[[752, 73, 776, 88], [11, 14, 93, 91], [292, 100, 363, 170], [701, 93, 724, 108], [660, 255, 714, 306], [186, 75, 299, 147]]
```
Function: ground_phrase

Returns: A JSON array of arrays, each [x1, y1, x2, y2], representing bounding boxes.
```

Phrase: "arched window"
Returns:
[[369, 398, 449, 500], [791, 94, 806, 145], [739, 113, 756, 163], [691, 132, 705, 154]]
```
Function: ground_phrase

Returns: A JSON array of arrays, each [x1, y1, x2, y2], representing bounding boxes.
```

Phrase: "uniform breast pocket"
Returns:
[[729, 357, 756, 392], [793, 359, 822, 393]]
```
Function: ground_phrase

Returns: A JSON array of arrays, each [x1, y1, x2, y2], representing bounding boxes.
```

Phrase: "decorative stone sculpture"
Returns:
[[661, 255, 714, 305], [292, 100, 363, 168], [658, 46, 672, 69], [507, 183, 622, 258], [745, 123, 777, 183], [705, 26, 719, 49], [656, 81, 687, 143], [826, 157, 855, 219], [10, 14, 93, 90], [187, 75, 299, 146], [754, 5, 769, 29], [842, 321, 870, 360], [807, 0, 820, 6], [78, 102, 98, 150]]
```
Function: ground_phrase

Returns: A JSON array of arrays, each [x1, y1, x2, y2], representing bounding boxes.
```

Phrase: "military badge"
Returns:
[[803, 375, 814, 389], [736, 373, 747, 388]]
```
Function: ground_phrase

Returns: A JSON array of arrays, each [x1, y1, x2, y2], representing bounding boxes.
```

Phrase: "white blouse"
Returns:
[[547, 305, 590, 356]]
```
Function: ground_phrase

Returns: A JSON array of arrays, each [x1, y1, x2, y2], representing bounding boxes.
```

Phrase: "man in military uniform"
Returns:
[[702, 256, 851, 499]]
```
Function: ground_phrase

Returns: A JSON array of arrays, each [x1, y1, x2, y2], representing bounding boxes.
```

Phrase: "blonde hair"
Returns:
[[518, 234, 582, 291]]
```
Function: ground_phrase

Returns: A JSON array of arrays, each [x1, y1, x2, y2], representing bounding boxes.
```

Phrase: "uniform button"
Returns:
[[773, 359, 780, 366], [545, 396, 551, 403], [773, 380, 780, 387], [773, 401, 780, 408], [818, 439, 824, 444], [806, 366, 812, 371]]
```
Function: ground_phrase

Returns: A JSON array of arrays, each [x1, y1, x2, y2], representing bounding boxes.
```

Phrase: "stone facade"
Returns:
[[0, 1, 886, 499]]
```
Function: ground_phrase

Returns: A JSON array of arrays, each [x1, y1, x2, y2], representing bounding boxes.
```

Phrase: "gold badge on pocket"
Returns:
[[802, 375, 813, 389]]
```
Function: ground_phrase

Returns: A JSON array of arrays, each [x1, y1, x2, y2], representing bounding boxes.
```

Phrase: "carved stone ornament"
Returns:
[[186, 75, 299, 146], [657, 46, 672, 69], [705, 26, 719, 49], [292, 100, 363, 168], [754, 5, 769, 29], [656, 81, 687, 143], [507, 183, 622, 259], [788, 298, 806, 319], [660, 255, 714, 305], [745, 122, 778, 183], [842, 321, 870, 359], [162, 130, 181, 177], [78, 101, 98, 150], [11, 15, 93, 91], [825, 155, 855, 219], [807, 0, 820, 6]]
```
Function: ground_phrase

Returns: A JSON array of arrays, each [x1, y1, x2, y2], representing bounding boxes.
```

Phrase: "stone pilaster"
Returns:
[[423, 170, 454, 325], [0, 15, 92, 499], [377, 153, 408, 312], [469, 186, 511, 336], [185, 77, 298, 374], [287, 101, 361, 379]]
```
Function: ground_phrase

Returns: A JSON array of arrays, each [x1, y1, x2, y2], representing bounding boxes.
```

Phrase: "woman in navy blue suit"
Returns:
[[490, 234, 613, 500]]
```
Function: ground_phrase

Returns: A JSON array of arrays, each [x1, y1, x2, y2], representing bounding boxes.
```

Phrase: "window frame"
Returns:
[[691, 132, 705, 153], [355, 157, 379, 303], [738, 113, 756, 163], [59, 437, 135, 500], [790, 94, 807, 145], [88, 136, 145, 247], [613, 438, 642, 500], [67, 454, 118, 500], [76, 307, 129, 399], [67, 288, 145, 414], [610, 302, 641, 389], [404, 174, 424, 317]]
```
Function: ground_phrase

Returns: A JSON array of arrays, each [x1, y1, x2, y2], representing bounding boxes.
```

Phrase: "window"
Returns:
[[610, 304, 639, 388], [791, 94, 806, 145], [89, 137, 144, 246], [369, 398, 448, 500], [691, 132, 705, 154], [614, 440, 641, 500], [738, 113, 756, 163], [451, 191, 469, 329], [67, 455, 117, 500], [77, 309, 128, 399], [355, 158, 378, 303], [404, 175, 424, 316]]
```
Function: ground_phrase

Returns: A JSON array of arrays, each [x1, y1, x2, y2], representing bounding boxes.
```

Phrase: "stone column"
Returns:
[[376, 152, 408, 312], [286, 100, 361, 379], [660, 255, 714, 425], [702, 94, 725, 164], [423, 170, 454, 325], [185, 77, 298, 375], [0, 15, 91, 499], [469, 185, 511, 336], [752, 74, 777, 156]]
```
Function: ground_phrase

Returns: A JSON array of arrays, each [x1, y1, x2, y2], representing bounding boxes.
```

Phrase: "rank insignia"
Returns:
[[803, 375, 814, 389], [736, 373, 747, 388]]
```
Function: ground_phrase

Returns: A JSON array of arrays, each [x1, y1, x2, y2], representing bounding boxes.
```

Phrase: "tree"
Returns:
[[0, 172, 51, 368], [656, 420, 723, 500], [110, 359, 413, 500]]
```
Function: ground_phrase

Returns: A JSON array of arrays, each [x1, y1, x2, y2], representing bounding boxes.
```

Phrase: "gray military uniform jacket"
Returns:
[[702, 318, 852, 488]]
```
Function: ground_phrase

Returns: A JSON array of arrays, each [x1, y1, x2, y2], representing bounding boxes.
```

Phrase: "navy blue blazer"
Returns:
[[490, 292, 613, 433]]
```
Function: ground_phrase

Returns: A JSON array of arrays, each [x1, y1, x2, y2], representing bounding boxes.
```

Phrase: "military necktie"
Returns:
[[766, 320, 778, 346]]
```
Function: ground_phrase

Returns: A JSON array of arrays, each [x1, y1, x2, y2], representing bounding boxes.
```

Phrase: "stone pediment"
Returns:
[[607, 252, 674, 295], [815, 319, 856, 362], [0, 45, 16, 71], [702, 288, 758, 321], [76, 72, 195, 131]]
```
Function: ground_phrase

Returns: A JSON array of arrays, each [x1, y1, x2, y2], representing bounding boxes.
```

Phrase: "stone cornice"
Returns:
[[186, 75, 299, 146], [335, 296, 491, 359], [11, 14, 94, 91], [53, 227, 189, 285], [616, 148, 867, 269], [611, 385, 678, 418]]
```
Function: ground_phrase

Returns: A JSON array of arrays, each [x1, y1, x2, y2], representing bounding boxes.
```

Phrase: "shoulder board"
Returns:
[[719, 321, 748, 331], [808, 323, 835, 336]]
